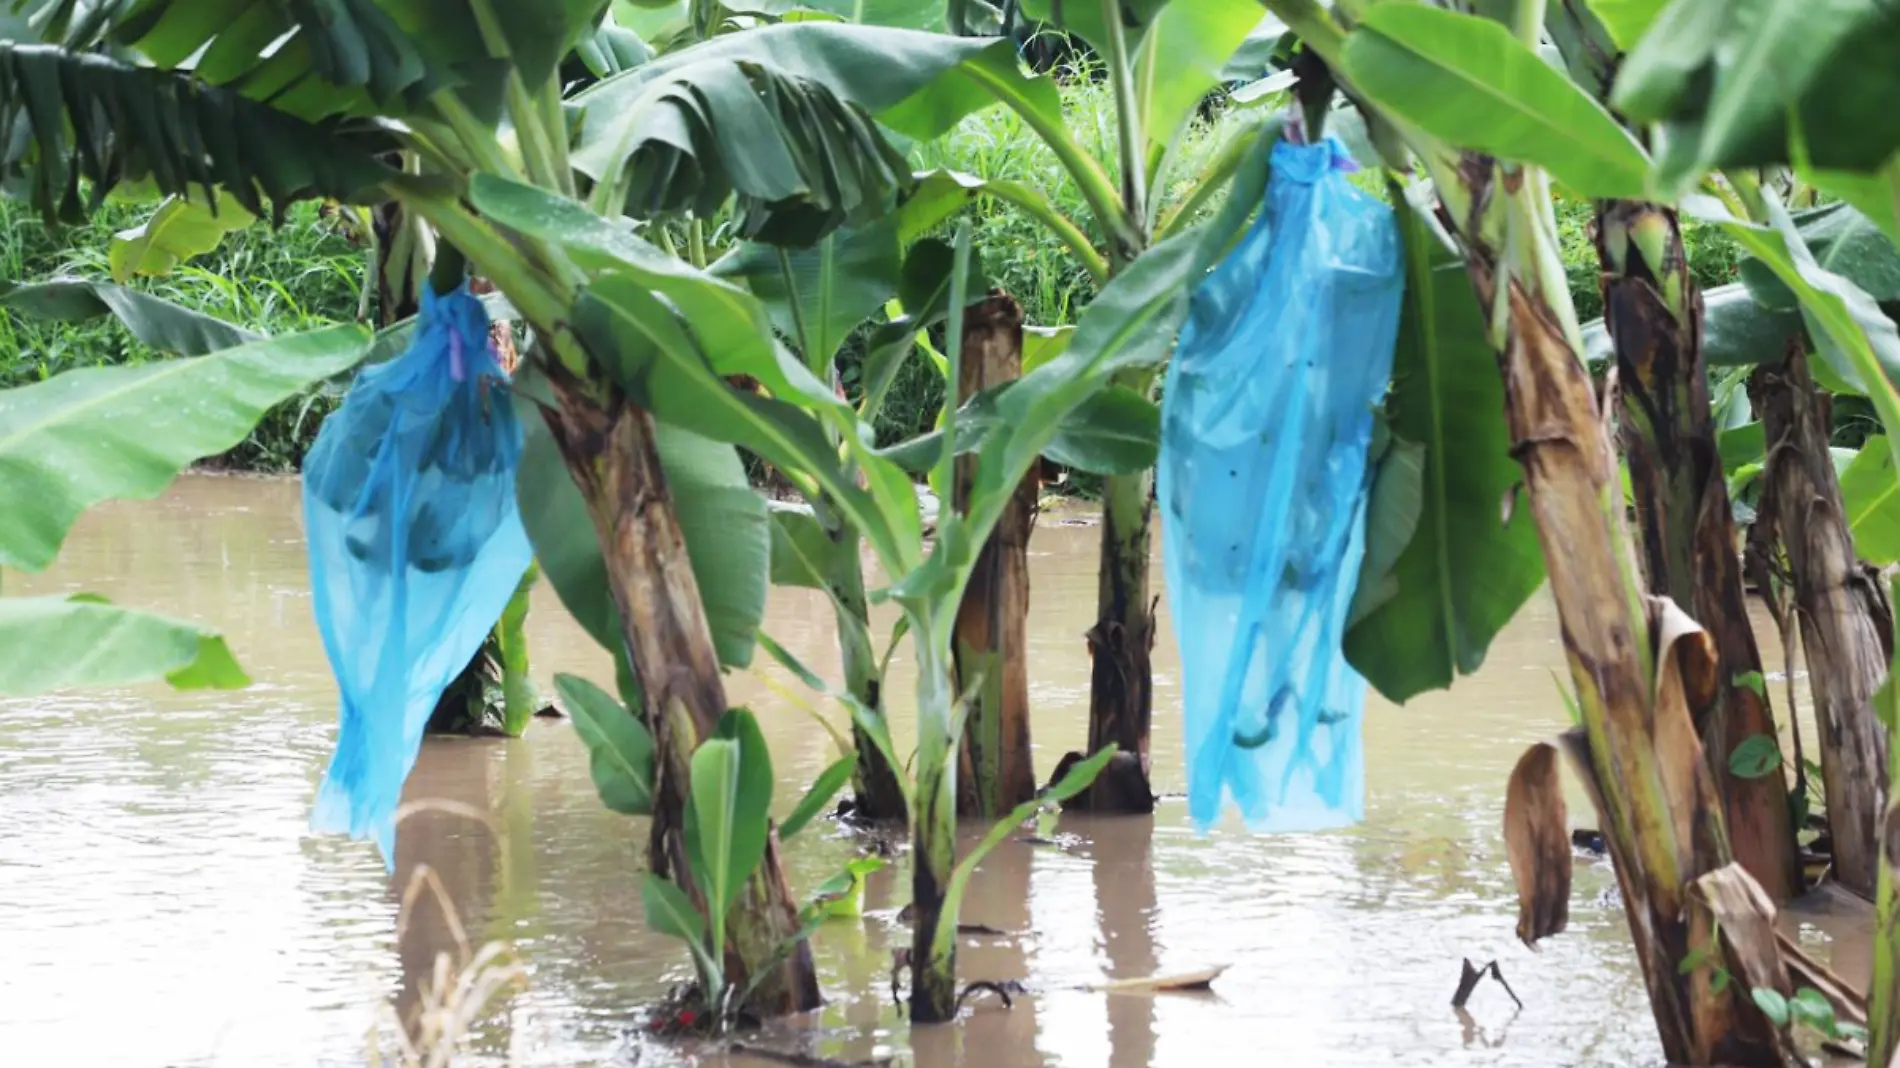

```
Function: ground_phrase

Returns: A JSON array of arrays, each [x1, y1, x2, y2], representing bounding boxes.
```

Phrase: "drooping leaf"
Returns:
[[579, 57, 912, 245], [108, 189, 257, 282], [573, 24, 1109, 241], [1344, 195, 1545, 702], [685, 707, 775, 951], [516, 403, 768, 669], [0, 42, 394, 225], [0, 593, 249, 697], [469, 174, 844, 411], [1738, 201, 1900, 309], [1346, 431, 1426, 629], [0, 324, 370, 572], [1717, 421, 1766, 472], [1340, 4, 1649, 198], [1584, 282, 1803, 369], [1042, 384, 1160, 476], [571, 9, 656, 78], [1216, 15, 1292, 82], [470, 175, 920, 568], [1504, 741, 1570, 945], [1800, 154, 1900, 249], [1838, 438, 1900, 566], [711, 218, 903, 372], [0, 277, 262, 355], [767, 503, 845, 591], [556, 672, 656, 815], [113, 0, 608, 122], [1018, 0, 1170, 53], [1726, 733, 1783, 779], [1685, 195, 1900, 411], [1610, 0, 1900, 188], [780, 755, 854, 839]]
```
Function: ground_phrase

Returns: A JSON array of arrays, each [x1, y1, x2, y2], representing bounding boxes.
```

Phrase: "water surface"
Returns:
[[0, 474, 1848, 1067]]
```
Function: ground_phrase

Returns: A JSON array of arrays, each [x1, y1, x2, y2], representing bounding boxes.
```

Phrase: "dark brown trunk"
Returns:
[[1078, 461, 1157, 814], [1752, 346, 1894, 898], [953, 293, 1039, 819], [1446, 165, 1781, 1064], [540, 370, 820, 1014], [1599, 200, 1800, 902]]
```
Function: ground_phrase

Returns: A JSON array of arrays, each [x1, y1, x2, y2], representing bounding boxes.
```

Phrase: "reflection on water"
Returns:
[[0, 473, 1838, 1067]]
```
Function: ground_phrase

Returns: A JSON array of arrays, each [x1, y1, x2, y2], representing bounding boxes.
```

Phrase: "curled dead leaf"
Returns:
[[1505, 741, 1570, 946], [1084, 965, 1228, 993], [1648, 595, 1720, 714]]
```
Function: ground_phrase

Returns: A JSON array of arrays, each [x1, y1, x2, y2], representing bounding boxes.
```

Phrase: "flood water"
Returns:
[[0, 473, 1860, 1067]]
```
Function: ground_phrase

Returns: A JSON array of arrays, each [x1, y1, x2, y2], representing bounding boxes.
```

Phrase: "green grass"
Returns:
[[0, 196, 366, 470]]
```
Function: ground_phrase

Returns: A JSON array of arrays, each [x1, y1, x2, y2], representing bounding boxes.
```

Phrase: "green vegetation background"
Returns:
[[0, 86, 1745, 479]]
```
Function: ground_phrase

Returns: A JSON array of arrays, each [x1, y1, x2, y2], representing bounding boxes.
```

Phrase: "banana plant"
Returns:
[[786, 0, 1299, 811], [1256, 0, 1895, 1062], [0, 0, 1225, 1019]]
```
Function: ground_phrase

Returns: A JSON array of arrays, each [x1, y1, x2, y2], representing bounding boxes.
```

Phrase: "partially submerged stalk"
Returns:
[[541, 369, 820, 1015], [1751, 348, 1893, 897], [1080, 461, 1157, 814], [1450, 160, 1781, 1064], [1597, 200, 1800, 901], [953, 293, 1039, 819]]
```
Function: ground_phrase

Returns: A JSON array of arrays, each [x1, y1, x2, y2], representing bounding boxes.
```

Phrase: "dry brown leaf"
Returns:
[[1690, 863, 1787, 1000], [1085, 965, 1229, 993], [1505, 741, 1570, 946], [1649, 595, 1720, 716]]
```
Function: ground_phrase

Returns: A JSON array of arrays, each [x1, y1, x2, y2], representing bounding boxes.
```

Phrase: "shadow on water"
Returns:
[[0, 473, 1867, 1067]]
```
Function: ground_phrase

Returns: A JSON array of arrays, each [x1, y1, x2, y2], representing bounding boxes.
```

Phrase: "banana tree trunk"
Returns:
[[1752, 346, 1893, 898], [953, 293, 1039, 819], [910, 636, 959, 1024], [1081, 456, 1157, 814], [541, 371, 820, 1015], [827, 522, 909, 823], [1597, 200, 1800, 902], [1446, 166, 1781, 1064]]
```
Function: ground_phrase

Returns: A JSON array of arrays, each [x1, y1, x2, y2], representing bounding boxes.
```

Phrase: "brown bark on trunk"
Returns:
[[1447, 168, 1781, 1064], [1752, 347, 1894, 898], [1078, 464, 1157, 814], [540, 370, 820, 1014], [953, 293, 1039, 819], [1600, 201, 1800, 901]]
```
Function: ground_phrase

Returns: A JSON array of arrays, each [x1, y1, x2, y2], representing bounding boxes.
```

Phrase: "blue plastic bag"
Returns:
[[1158, 135, 1404, 833], [304, 284, 533, 864]]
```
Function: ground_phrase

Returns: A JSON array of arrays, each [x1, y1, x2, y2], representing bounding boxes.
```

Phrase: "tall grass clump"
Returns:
[[0, 197, 366, 470]]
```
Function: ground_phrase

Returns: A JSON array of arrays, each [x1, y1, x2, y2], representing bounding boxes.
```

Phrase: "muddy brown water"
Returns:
[[0, 473, 1864, 1067]]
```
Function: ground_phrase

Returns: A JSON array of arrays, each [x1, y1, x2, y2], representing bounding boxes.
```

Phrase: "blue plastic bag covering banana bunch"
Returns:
[[1159, 134, 1404, 832], [304, 284, 532, 864]]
